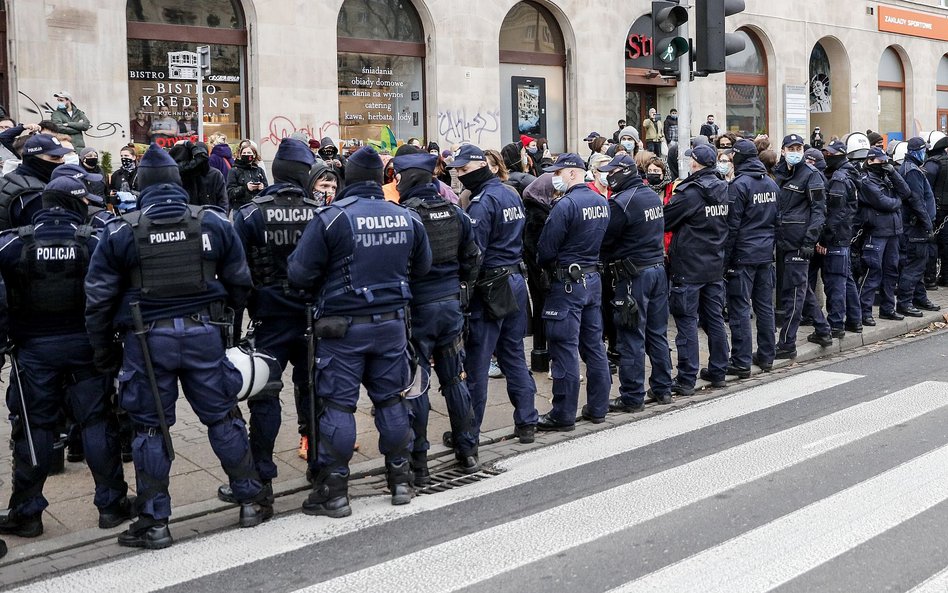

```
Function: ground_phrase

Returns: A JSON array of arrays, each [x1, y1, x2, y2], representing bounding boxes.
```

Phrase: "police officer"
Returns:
[[723, 139, 779, 374], [811, 140, 864, 336], [447, 145, 538, 443], [394, 152, 481, 481], [0, 134, 71, 230], [858, 147, 909, 325], [86, 144, 271, 549], [898, 137, 940, 316], [218, 138, 318, 503], [287, 146, 431, 517], [663, 143, 730, 393], [773, 134, 829, 358], [923, 136, 948, 286], [0, 176, 134, 539], [51, 163, 114, 229], [533, 153, 610, 429], [599, 153, 673, 411]]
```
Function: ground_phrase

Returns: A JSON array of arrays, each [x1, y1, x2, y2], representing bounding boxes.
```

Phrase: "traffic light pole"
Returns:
[[677, 0, 691, 180], [197, 66, 204, 142]]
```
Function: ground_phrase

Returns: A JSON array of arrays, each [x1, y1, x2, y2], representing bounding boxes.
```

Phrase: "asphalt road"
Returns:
[[10, 330, 948, 593]]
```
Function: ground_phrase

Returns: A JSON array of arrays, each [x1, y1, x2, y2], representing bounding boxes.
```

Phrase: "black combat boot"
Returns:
[[0, 538, 6, 560], [239, 498, 274, 528], [302, 472, 352, 518], [0, 508, 43, 538], [98, 495, 138, 529], [386, 461, 413, 506], [410, 451, 431, 487], [117, 515, 173, 550], [219, 480, 272, 505]]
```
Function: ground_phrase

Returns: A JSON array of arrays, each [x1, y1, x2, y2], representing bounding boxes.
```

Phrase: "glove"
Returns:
[[882, 163, 896, 175], [93, 344, 123, 374], [927, 230, 937, 242], [798, 244, 815, 260]]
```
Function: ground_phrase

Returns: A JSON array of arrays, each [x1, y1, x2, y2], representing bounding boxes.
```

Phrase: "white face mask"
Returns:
[[599, 171, 609, 185], [551, 175, 567, 192], [63, 153, 80, 165], [716, 162, 732, 176]]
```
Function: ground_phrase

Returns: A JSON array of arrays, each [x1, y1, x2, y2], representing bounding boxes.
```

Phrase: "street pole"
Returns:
[[677, 0, 691, 180], [196, 55, 205, 142]]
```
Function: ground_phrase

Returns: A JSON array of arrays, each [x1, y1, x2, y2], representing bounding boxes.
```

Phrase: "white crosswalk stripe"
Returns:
[[8, 370, 861, 593], [909, 567, 948, 593], [289, 381, 948, 593]]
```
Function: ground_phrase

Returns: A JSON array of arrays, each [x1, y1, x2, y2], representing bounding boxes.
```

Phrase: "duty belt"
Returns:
[[150, 309, 212, 329], [555, 264, 600, 283], [482, 263, 522, 277], [608, 259, 663, 280], [348, 309, 403, 325]]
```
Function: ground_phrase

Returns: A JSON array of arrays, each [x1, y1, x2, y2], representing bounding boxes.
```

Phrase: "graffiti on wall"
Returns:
[[262, 116, 340, 146], [437, 109, 500, 146]]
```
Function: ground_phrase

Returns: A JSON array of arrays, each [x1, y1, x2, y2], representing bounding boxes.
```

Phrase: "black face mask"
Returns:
[[866, 162, 886, 176], [458, 166, 494, 190], [646, 173, 663, 186], [238, 156, 253, 165], [825, 155, 846, 172], [25, 156, 60, 183], [84, 158, 98, 169], [120, 157, 136, 171], [607, 166, 639, 191]]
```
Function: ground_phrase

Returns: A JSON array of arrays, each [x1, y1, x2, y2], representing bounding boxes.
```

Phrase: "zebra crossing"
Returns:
[[10, 351, 948, 593]]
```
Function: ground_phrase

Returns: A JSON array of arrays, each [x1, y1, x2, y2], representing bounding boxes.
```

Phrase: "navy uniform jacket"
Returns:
[[723, 157, 778, 266], [923, 155, 948, 204], [87, 206, 114, 231], [600, 173, 664, 266], [899, 156, 936, 239], [286, 180, 431, 317], [464, 176, 525, 269], [664, 167, 730, 284], [858, 168, 907, 237], [537, 183, 609, 268], [0, 208, 95, 341], [400, 183, 479, 305], [773, 160, 826, 252], [234, 182, 313, 317], [821, 161, 860, 247], [85, 182, 252, 351]]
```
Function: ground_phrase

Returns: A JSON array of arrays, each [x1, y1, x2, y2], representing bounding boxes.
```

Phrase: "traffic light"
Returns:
[[197, 45, 211, 77], [651, 1, 689, 76], [695, 0, 746, 75]]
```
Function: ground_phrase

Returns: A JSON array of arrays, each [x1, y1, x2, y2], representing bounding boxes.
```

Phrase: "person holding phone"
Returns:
[[227, 140, 269, 210]]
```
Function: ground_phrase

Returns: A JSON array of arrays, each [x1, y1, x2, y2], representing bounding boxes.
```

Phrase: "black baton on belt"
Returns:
[[130, 301, 175, 460], [9, 354, 38, 468]]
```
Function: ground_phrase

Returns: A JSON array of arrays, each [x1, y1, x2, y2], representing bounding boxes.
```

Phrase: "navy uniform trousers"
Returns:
[[465, 273, 537, 438], [670, 281, 730, 385], [804, 248, 862, 330], [614, 265, 673, 406], [778, 250, 829, 350], [118, 317, 261, 520], [7, 333, 127, 517], [897, 237, 933, 310], [860, 235, 900, 316], [313, 317, 412, 475], [727, 263, 776, 369]]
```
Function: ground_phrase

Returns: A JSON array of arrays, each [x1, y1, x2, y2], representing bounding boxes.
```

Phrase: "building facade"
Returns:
[[5, 0, 948, 160]]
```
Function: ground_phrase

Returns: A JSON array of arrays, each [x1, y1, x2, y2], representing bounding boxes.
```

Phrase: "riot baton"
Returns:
[[8, 355, 38, 468], [129, 301, 175, 460], [304, 305, 317, 465]]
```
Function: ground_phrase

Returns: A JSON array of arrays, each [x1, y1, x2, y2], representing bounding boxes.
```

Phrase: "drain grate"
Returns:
[[415, 466, 505, 495]]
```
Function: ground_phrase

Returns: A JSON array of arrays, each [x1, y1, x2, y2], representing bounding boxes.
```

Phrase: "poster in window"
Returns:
[[511, 76, 546, 139], [808, 43, 832, 113]]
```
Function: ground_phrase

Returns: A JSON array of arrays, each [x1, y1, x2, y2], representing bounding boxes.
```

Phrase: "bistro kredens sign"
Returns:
[[877, 5, 948, 42]]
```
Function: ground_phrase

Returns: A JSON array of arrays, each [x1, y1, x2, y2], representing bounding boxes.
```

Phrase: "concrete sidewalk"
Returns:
[[1, 291, 947, 579]]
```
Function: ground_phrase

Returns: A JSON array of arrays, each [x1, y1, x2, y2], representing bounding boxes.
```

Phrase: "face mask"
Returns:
[[911, 149, 926, 163], [669, 114, 678, 120], [825, 155, 846, 171], [599, 172, 609, 186], [121, 157, 136, 170], [458, 166, 493, 190], [27, 157, 61, 182], [646, 173, 663, 185], [716, 162, 732, 176], [239, 155, 253, 165], [527, 147, 538, 155], [551, 175, 567, 193], [84, 158, 98, 168], [621, 140, 635, 152], [312, 190, 327, 205], [57, 103, 68, 111], [785, 152, 804, 166], [866, 162, 886, 176], [63, 153, 80, 165]]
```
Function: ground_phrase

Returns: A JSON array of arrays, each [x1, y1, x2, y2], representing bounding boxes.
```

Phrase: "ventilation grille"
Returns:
[[415, 466, 504, 495]]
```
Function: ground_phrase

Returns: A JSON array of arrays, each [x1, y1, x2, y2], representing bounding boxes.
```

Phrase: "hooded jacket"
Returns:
[[170, 142, 228, 211], [317, 136, 347, 179], [227, 157, 269, 210], [208, 143, 234, 179], [858, 166, 907, 238], [664, 166, 730, 284]]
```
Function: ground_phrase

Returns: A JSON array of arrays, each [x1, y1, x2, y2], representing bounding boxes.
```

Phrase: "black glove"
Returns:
[[798, 244, 815, 260], [93, 344, 123, 374], [882, 163, 896, 175]]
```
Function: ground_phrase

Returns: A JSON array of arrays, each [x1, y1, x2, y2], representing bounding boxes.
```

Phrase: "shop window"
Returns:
[[725, 29, 768, 137], [878, 46, 905, 137], [126, 0, 247, 147], [499, 2, 565, 55], [337, 0, 426, 145]]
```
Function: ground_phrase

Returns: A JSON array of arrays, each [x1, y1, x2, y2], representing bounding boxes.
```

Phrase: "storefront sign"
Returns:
[[625, 15, 655, 68], [878, 6, 948, 42], [338, 53, 424, 143], [784, 84, 808, 137]]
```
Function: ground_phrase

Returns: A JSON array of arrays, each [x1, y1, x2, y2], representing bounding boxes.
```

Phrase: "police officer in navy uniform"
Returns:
[[663, 143, 730, 393], [86, 144, 271, 549], [809, 140, 864, 336], [858, 146, 910, 326], [447, 145, 538, 444], [0, 134, 71, 230], [394, 152, 481, 481], [0, 177, 134, 539], [599, 153, 674, 411], [219, 138, 318, 503], [723, 139, 779, 374], [533, 153, 611, 429], [51, 163, 115, 230], [923, 136, 948, 286], [897, 137, 939, 316], [288, 146, 431, 517], [773, 134, 830, 357]]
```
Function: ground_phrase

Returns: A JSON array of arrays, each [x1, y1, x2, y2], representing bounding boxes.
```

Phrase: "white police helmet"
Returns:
[[887, 140, 908, 165], [226, 344, 282, 401], [844, 132, 871, 160], [926, 131, 946, 150], [401, 341, 430, 400]]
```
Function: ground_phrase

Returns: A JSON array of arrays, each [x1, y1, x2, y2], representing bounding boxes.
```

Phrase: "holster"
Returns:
[[312, 316, 349, 339]]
